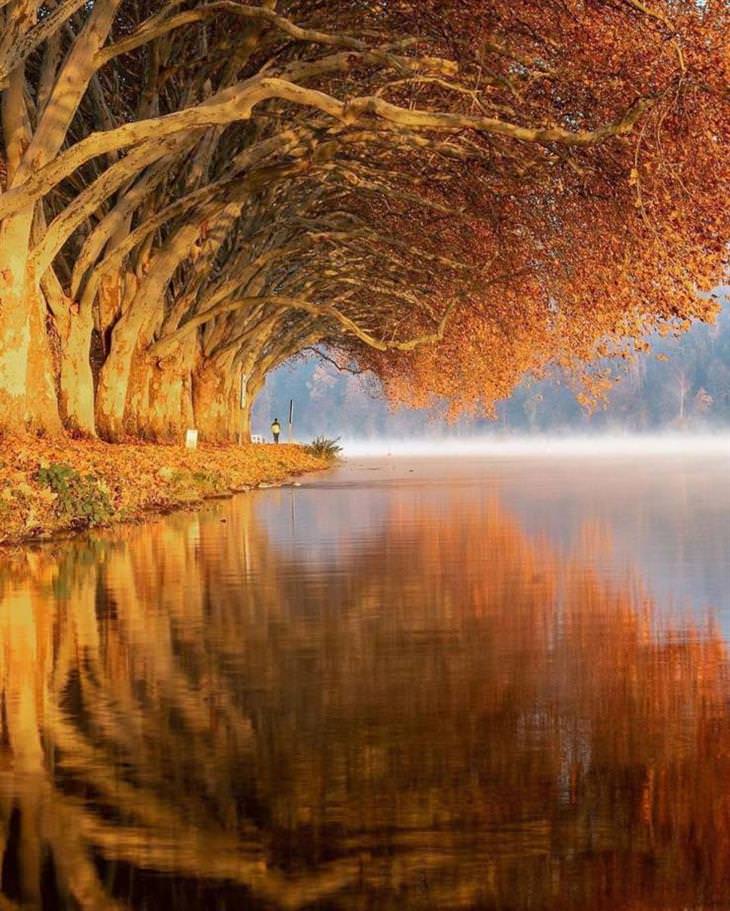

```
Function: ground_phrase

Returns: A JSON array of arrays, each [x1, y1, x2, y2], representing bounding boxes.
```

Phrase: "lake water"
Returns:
[[1, 453, 729, 910]]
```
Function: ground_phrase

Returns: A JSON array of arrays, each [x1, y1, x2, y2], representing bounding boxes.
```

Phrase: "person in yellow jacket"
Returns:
[[271, 418, 281, 443]]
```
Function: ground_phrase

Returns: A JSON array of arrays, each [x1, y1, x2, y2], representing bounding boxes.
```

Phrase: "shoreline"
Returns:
[[0, 435, 329, 548]]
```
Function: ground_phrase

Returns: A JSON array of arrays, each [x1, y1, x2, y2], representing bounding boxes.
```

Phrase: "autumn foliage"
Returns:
[[0, 435, 323, 544], [0, 0, 728, 438]]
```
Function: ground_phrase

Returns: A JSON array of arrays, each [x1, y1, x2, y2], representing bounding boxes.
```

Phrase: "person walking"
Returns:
[[271, 418, 281, 444]]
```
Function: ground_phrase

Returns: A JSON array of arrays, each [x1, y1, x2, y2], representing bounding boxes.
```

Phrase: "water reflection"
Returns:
[[0, 467, 728, 909]]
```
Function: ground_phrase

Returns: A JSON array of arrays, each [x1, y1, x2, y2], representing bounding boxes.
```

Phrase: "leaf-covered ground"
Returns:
[[0, 436, 327, 545]]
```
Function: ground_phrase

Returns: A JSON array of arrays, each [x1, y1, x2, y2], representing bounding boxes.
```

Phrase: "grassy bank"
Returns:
[[0, 436, 329, 546]]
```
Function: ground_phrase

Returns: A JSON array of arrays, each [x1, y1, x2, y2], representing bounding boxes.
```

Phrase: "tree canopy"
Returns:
[[0, 0, 728, 440]]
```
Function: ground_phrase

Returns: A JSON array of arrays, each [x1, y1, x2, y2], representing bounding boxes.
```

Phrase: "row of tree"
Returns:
[[0, 0, 727, 441]]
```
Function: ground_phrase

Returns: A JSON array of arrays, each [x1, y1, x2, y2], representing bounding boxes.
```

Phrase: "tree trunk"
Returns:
[[95, 313, 140, 440], [0, 214, 62, 434], [125, 348, 195, 442], [192, 360, 241, 442], [147, 357, 195, 441], [242, 373, 266, 443], [240, 396, 253, 444], [96, 224, 200, 440], [58, 308, 96, 435]]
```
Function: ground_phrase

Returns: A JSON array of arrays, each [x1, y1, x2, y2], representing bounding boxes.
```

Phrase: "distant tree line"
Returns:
[[256, 304, 730, 437], [502, 310, 730, 433]]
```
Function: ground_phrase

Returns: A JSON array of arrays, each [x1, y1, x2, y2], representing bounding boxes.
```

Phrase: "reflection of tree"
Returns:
[[0, 517, 361, 910], [0, 492, 727, 909]]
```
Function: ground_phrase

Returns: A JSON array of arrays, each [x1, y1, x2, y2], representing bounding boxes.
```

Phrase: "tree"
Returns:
[[0, 0, 727, 440]]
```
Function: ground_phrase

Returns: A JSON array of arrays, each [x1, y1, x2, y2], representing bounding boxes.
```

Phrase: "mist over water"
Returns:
[[341, 431, 730, 458], [253, 302, 730, 444]]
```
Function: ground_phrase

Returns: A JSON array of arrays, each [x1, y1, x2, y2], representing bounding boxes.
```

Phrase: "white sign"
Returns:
[[185, 428, 199, 450]]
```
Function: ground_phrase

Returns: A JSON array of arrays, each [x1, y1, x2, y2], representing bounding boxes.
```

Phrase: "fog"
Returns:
[[341, 431, 730, 458], [252, 302, 730, 443]]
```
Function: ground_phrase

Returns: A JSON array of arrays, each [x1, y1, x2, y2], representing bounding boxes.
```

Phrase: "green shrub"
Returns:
[[191, 469, 225, 491], [304, 436, 343, 461], [158, 466, 226, 499], [37, 462, 114, 528]]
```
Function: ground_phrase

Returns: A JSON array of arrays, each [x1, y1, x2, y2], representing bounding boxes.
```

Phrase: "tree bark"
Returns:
[[242, 372, 267, 444], [96, 222, 201, 440], [192, 358, 242, 442], [95, 310, 142, 440], [58, 308, 96, 435], [125, 346, 195, 442], [0, 213, 62, 434], [192, 368, 234, 442]]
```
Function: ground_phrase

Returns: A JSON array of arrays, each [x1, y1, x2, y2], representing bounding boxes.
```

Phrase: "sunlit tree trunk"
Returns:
[[0, 213, 62, 433], [96, 224, 200, 440], [0, 0, 122, 435], [58, 306, 96, 436], [192, 356, 241, 442], [125, 342, 196, 442], [95, 312, 143, 441], [241, 370, 269, 443]]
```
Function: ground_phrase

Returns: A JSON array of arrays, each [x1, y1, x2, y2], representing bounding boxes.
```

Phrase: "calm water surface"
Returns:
[[1, 454, 730, 910]]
